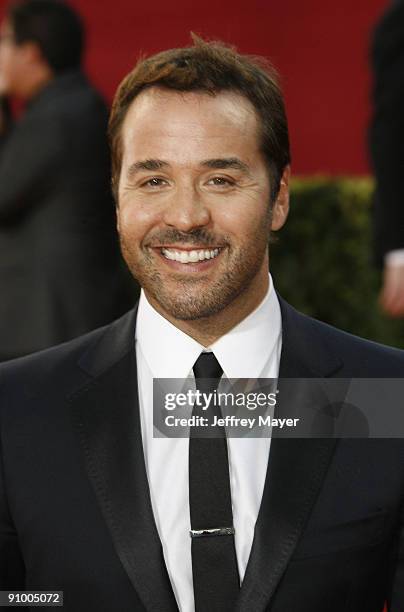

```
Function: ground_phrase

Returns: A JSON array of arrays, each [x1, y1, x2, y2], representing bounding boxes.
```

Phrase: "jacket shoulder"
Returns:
[[278, 295, 404, 377], [299, 309, 404, 376], [0, 308, 136, 401]]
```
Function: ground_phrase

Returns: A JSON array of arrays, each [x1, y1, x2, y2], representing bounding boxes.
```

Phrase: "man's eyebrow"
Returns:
[[126, 157, 252, 178], [200, 158, 251, 175], [127, 159, 169, 178]]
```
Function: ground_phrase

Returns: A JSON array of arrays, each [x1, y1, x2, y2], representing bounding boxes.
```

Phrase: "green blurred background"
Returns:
[[271, 179, 404, 349]]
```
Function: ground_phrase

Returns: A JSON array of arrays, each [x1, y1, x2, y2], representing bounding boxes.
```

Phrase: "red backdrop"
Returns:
[[1, 0, 390, 175]]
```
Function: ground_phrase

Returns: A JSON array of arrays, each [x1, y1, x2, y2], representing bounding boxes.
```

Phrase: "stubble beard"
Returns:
[[119, 232, 269, 322]]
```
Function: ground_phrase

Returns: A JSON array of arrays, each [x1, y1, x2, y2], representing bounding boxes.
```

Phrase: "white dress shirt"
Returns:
[[135, 275, 282, 612]]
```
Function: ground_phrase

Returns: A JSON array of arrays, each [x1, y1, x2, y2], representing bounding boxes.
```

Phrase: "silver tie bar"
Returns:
[[190, 527, 235, 538]]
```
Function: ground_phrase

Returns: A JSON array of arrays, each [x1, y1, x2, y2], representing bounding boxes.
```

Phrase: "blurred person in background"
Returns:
[[370, 0, 404, 317], [0, 0, 137, 361]]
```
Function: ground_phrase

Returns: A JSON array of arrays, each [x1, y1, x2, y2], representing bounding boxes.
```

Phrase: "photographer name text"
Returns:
[[165, 415, 300, 429]]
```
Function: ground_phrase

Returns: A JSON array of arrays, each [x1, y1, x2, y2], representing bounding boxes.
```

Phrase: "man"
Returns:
[[0, 0, 136, 361], [1, 36, 404, 612], [370, 0, 404, 317]]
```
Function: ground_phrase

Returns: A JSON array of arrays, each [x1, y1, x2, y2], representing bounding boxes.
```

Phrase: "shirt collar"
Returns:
[[135, 274, 282, 379]]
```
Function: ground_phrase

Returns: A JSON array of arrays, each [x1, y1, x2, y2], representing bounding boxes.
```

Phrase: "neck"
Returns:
[[19, 65, 54, 101], [145, 268, 270, 347]]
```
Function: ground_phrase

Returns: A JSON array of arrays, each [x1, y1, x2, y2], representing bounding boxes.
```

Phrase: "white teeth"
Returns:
[[161, 247, 220, 264], [189, 250, 199, 262]]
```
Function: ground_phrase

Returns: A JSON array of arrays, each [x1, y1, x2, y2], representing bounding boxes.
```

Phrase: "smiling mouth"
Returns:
[[158, 247, 223, 264]]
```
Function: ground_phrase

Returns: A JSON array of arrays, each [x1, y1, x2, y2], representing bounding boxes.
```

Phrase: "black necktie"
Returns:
[[189, 352, 240, 612]]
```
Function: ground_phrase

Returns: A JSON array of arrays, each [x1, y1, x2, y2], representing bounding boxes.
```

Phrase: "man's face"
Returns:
[[0, 19, 25, 95], [117, 87, 288, 321]]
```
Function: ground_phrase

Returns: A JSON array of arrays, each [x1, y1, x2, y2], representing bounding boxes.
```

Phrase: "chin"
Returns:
[[153, 287, 240, 321]]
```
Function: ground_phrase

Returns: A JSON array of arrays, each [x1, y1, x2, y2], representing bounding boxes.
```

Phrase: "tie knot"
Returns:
[[193, 352, 223, 381]]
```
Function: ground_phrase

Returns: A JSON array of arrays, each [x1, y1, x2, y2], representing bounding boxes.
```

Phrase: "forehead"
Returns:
[[120, 87, 261, 164]]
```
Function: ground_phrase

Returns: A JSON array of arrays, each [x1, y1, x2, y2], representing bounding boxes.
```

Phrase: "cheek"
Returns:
[[117, 200, 159, 244], [1, 54, 22, 90], [214, 203, 269, 241], [0, 49, 12, 74]]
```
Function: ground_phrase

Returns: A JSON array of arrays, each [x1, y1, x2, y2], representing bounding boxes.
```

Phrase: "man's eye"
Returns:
[[207, 177, 235, 187], [142, 177, 167, 188]]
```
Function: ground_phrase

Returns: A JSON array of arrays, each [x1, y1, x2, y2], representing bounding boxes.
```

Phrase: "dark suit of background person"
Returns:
[[0, 297, 404, 612], [369, 0, 404, 316], [0, 0, 137, 362], [0, 70, 136, 360]]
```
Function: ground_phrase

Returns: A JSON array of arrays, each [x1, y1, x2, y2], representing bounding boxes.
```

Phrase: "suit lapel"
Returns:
[[236, 298, 343, 612], [68, 297, 346, 612], [70, 307, 178, 612]]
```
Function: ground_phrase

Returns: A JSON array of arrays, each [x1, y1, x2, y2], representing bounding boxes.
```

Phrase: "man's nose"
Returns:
[[162, 184, 210, 232]]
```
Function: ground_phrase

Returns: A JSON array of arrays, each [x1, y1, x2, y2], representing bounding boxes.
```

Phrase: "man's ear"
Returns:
[[271, 165, 290, 231], [113, 179, 121, 232], [116, 204, 121, 233]]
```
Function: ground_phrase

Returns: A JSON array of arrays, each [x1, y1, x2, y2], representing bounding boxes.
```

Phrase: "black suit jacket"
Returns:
[[1, 297, 404, 611], [0, 71, 136, 360], [369, 0, 404, 264]]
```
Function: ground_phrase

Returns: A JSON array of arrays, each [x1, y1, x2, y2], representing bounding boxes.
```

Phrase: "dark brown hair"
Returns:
[[108, 35, 291, 202], [8, 0, 83, 73]]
